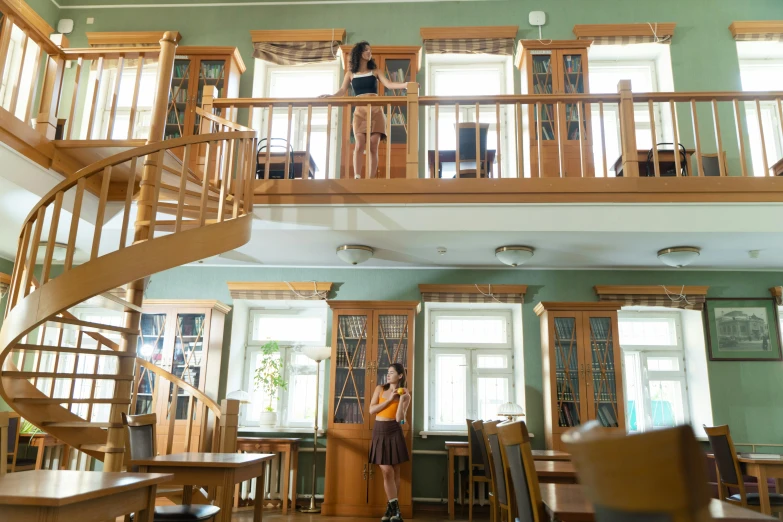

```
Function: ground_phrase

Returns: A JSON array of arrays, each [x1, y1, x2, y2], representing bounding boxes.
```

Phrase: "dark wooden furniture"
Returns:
[[4, 413, 35, 472], [0, 470, 171, 522], [322, 301, 418, 518], [613, 149, 695, 177], [427, 150, 497, 179], [497, 420, 545, 522], [235, 437, 301, 514], [540, 483, 777, 522], [467, 420, 492, 522], [133, 452, 274, 522], [535, 460, 578, 484], [480, 421, 510, 522], [255, 151, 317, 179], [19, 432, 69, 471]]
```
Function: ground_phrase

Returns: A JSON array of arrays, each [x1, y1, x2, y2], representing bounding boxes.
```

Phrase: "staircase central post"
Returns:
[[103, 31, 178, 473]]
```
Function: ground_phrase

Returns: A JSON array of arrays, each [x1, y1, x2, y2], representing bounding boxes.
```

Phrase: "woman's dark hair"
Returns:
[[382, 362, 406, 391], [349, 41, 377, 74]]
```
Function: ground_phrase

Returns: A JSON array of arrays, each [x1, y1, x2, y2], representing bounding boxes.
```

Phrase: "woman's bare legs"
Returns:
[[354, 133, 367, 178], [380, 464, 397, 499], [369, 133, 381, 178]]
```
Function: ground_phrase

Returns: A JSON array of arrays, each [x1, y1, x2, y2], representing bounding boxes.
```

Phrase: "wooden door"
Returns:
[[191, 56, 229, 136], [329, 310, 372, 438], [134, 311, 169, 416], [166, 57, 194, 140], [582, 311, 625, 430], [547, 312, 589, 432], [527, 49, 558, 177], [558, 49, 594, 177], [323, 434, 372, 513]]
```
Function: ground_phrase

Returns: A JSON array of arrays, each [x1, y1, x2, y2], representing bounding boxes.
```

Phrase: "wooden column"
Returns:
[[617, 80, 639, 177], [103, 31, 178, 473], [219, 399, 239, 453], [34, 36, 67, 140], [405, 82, 420, 179]]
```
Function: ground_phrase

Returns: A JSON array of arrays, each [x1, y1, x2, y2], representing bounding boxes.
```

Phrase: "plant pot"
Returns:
[[258, 411, 277, 427]]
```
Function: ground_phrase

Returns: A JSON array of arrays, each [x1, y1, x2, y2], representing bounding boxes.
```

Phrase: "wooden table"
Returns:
[[737, 456, 783, 515], [540, 483, 776, 521], [613, 149, 695, 177], [427, 150, 497, 178], [771, 157, 783, 176], [133, 451, 274, 522], [445, 441, 571, 519], [535, 460, 578, 484], [256, 151, 317, 179], [19, 432, 70, 470], [0, 470, 172, 521], [236, 437, 300, 514]]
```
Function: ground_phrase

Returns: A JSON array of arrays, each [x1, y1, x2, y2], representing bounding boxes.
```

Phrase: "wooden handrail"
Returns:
[[134, 359, 221, 419], [213, 95, 408, 109], [62, 47, 162, 59], [195, 107, 254, 132]]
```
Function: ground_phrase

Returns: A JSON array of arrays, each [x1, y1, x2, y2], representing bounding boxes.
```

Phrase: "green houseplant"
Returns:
[[252, 341, 288, 426]]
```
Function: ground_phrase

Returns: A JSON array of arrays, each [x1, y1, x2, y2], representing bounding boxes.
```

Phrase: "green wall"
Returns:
[[145, 265, 783, 500]]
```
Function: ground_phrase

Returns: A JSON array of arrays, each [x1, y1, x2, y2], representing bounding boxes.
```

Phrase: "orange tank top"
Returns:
[[376, 393, 398, 419]]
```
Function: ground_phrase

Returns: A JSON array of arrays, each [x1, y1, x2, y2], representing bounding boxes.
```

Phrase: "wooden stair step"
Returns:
[[97, 291, 144, 313], [14, 398, 131, 405], [11, 344, 136, 358], [79, 443, 125, 454], [47, 316, 139, 336], [2, 371, 133, 381], [155, 201, 229, 214], [42, 421, 123, 429]]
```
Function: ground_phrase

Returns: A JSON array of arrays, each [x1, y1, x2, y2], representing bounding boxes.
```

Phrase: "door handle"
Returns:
[[363, 463, 367, 481], [368, 465, 374, 480]]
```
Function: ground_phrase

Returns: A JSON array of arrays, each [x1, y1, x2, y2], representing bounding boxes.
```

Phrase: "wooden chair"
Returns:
[[704, 424, 783, 514], [456, 123, 490, 178], [696, 151, 728, 177], [5, 412, 36, 473], [122, 412, 221, 522], [563, 422, 713, 522], [0, 412, 9, 476], [496, 420, 544, 522], [480, 420, 511, 522], [466, 418, 491, 522]]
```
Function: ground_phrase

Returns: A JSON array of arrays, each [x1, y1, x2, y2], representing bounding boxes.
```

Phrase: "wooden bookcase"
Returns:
[[322, 301, 419, 518], [339, 46, 421, 179], [165, 46, 245, 141], [534, 302, 625, 450], [133, 300, 230, 453], [516, 40, 594, 177]]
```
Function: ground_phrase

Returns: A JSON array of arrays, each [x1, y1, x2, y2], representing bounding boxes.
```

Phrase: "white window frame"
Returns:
[[739, 59, 783, 176], [618, 311, 691, 433], [427, 308, 514, 432], [243, 307, 328, 428]]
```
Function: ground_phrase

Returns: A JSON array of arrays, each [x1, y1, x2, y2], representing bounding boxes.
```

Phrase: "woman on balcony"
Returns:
[[320, 41, 408, 178]]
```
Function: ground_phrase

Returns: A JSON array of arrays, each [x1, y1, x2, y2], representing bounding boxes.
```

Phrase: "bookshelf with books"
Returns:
[[535, 302, 625, 450], [339, 46, 422, 179], [516, 40, 594, 177], [324, 301, 419, 518]]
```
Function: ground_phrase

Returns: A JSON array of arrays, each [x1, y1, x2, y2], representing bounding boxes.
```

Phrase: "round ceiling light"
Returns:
[[495, 246, 534, 267], [336, 245, 374, 265], [657, 246, 700, 268], [37, 242, 68, 263]]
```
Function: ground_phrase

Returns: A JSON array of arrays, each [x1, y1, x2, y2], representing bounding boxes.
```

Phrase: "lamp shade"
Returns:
[[497, 402, 525, 419], [226, 390, 252, 404], [336, 245, 374, 265], [657, 246, 700, 268], [299, 346, 332, 362], [495, 246, 534, 267]]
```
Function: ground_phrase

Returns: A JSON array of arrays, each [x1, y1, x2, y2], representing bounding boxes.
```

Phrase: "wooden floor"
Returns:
[[232, 504, 488, 521]]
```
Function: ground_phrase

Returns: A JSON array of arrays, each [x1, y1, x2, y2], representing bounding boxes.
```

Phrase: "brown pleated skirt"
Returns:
[[369, 420, 409, 465]]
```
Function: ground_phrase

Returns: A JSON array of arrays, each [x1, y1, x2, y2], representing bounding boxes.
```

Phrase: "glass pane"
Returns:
[[477, 377, 509, 420], [253, 316, 324, 344], [476, 354, 507, 369], [134, 313, 166, 415], [553, 317, 581, 427], [434, 353, 467, 426], [531, 54, 555, 141], [563, 54, 586, 141], [435, 316, 507, 344], [167, 59, 190, 140], [376, 314, 409, 388], [646, 356, 680, 371], [385, 59, 411, 144], [589, 317, 620, 428], [333, 315, 367, 424], [248, 350, 281, 420], [648, 380, 687, 428], [623, 353, 642, 432], [194, 59, 226, 135], [618, 317, 677, 346], [169, 313, 205, 420]]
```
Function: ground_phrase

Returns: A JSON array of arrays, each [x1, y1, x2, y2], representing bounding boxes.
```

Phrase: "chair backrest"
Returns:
[[698, 152, 725, 177], [0, 412, 9, 476], [466, 418, 482, 469], [563, 422, 712, 522], [704, 424, 746, 499], [457, 123, 490, 162], [122, 412, 157, 470], [482, 420, 508, 508], [470, 419, 491, 471], [497, 420, 543, 522]]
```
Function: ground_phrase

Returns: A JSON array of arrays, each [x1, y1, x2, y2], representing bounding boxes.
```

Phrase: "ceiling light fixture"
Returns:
[[657, 246, 700, 268], [336, 245, 374, 265], [495, 246, 534, 267], [37, 242, 68, 263]]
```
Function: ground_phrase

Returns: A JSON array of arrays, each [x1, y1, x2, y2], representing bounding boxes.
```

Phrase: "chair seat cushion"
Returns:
[[729, 493, 783, 507], [130, 505, 221, 522]]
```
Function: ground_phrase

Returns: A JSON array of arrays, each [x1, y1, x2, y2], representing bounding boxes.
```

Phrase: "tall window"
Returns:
[[254, 61, 340, 178], [244, 308, 327, 427], [428, 309, 514, 431], [0, 24, 42, 123], [618, 312, 689, 433], [739, 59, 783, 176]]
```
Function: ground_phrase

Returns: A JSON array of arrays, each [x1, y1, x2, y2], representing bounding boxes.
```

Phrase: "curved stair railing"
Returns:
[[0, 126, 256, 470]]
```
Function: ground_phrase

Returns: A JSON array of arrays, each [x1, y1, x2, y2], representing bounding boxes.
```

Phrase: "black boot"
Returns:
[[381, 501, 393, 522], [389, 499, 402, 522]]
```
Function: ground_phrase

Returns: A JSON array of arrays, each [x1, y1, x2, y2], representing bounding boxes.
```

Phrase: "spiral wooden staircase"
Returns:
[[0, 32, 255, 472]]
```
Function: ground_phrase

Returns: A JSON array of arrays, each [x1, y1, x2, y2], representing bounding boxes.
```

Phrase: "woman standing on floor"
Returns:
[[321, 41, 408, 179], [368, 362, 411, 522]]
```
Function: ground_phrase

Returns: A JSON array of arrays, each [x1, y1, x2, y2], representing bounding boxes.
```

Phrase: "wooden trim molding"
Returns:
[[142, 299, 231, 314], [418, 284, 527, 295], [227, 282, 334, 293], [177, 46, 246, 73], [573, 23, 676, 39], [594, 285, 709, 296], [250, 29, 346, 43], [420, 26, 518, 40], [729, 21, 783, 38], [86, 31, 182, 46], [0, 0, 54, 44], [534, 302, 624, 316], [338, 45, 423, 69], [328, 300, 421, 312]]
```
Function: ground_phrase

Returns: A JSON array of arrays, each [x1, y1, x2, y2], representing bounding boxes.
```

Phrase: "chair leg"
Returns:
[[468, 473, 473, 522]]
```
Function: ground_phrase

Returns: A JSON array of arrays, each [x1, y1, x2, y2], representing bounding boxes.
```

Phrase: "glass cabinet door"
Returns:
[[193, 59, 227, 135], [586, 315, 620, 427], [333, 314, 369, 425], [166, 59, 191, 140], [134, 313, 167, 415], [562, 52, 587, 141], [383, 58, 411, 144], [552, 316, 584, 428], [168, 313, 205, 420], [531, 53, 555, 141]]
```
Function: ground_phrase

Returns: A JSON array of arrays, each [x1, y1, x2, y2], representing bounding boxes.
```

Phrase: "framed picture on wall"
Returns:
[[704, 298, 783, 361]]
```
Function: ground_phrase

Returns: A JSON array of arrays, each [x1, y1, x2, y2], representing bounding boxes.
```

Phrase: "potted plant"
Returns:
[[253, 341, 287, 427]]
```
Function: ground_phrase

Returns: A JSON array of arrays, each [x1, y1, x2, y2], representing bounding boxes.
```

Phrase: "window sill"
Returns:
[[239, 426, 325, 436], [419, 430, 534, 439]]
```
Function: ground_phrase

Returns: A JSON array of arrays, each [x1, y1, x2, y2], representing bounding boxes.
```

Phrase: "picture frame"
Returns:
[[704, 298, 782, 361]]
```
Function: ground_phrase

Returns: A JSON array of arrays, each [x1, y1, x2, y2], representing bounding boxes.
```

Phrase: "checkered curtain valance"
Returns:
[[419, 284, 526, 304], [424, 37, 515, 56], [227, 282, 333, 301], [731, 22, 783, 42], [253, 41, 340, 65], [577, 34, 671, 45], [573, 23, 674, 45], [597, 293, 705, 310]]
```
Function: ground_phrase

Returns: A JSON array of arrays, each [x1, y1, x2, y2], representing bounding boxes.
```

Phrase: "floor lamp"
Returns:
[[299, 346, 331, 513]]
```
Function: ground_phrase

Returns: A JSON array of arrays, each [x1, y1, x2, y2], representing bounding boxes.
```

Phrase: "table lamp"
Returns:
[[226, 390, 252, 404], [298, 345, 332, 513], [497, 402, 525, 422]]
